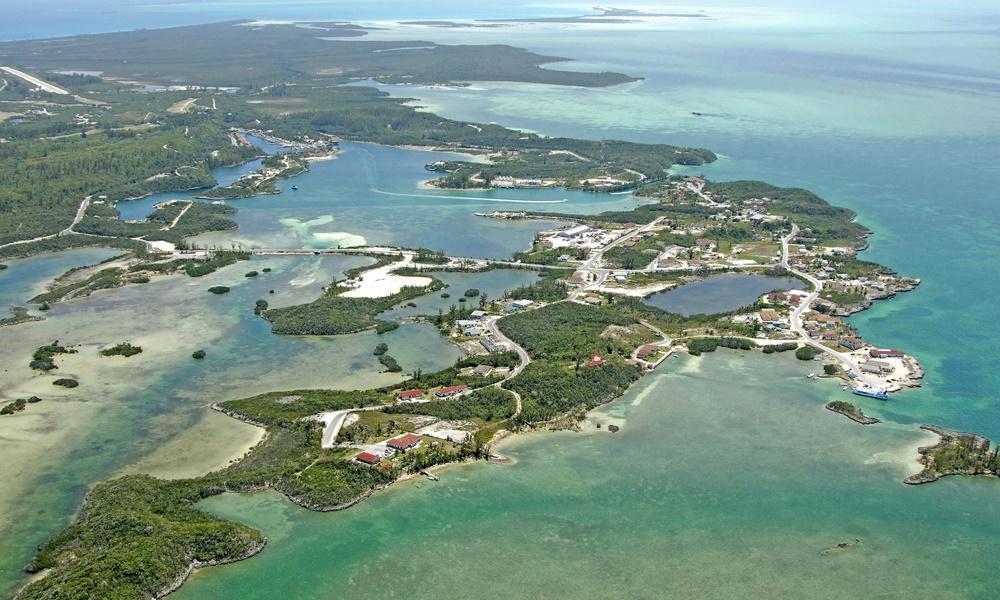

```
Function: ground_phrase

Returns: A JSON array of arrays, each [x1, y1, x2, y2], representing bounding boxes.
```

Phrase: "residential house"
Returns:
[[355, 451, 382, 465], [759, 309, 780, 323], [636, 344, 659, 359], [472, 365, 494, 378], [387, 433, 423, 452], [396, 388, 423, 402], [870, 348, 905, 358], [435, 384, 468, 398], [839, 336, 864, 351]]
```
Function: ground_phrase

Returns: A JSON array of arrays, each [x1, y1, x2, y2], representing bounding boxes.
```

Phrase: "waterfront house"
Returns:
[[397, 388, 423, 401], [435, 384, 468, 398], [870, 348, 905, 358], [387, 433, 422, 452], [839, 336, 864, 351], [355, 451, 382, 465], [470, 310, 488, 319], [767, 292, 788, 303], [636, 344, 659, 359]]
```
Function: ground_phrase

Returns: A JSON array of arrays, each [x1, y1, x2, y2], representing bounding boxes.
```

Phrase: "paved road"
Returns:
[[483, 316, 529, 417], [0, 196, 90, 250], [779, 226, 869, 384], [0, 66, 70, 94], [569, 217, 664, 300], [317, 405, 387, 448]]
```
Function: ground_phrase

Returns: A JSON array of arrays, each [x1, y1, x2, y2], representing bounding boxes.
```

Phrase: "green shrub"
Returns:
[[99, 342, 143, 357], [795, 345, 823, 360], [762, 342, 798, 354], [375, 320, 399, 334]]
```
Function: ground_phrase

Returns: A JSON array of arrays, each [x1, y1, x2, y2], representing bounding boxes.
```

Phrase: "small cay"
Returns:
[[906, 425, 1000, 485]]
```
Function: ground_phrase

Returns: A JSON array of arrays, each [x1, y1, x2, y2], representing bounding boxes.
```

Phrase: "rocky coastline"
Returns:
[[825, 401, 880, 425], [905, 425, 1000, 485], [158, 537, 268, 598]]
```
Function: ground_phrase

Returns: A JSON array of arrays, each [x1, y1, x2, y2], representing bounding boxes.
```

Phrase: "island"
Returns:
[[0, 19, 990, 600], [905, 426, 1000, 484]]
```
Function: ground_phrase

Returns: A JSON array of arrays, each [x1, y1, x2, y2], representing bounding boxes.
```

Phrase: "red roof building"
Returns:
[[397, 388, 423, 400], [435, 384, 468, 398], [767, 292, 788, 303], [387, 433, 422, 451], [636, 344, 658, 359], [355, 451, 381, 465], [870, 348, 905, 358], [586, 354, 605, 367]]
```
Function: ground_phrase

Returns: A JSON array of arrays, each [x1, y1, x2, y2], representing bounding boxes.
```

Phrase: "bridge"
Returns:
[[203, 246, 572, 271]]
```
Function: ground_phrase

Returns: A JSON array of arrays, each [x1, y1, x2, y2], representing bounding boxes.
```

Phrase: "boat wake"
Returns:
[[369, 188, 568, 204]]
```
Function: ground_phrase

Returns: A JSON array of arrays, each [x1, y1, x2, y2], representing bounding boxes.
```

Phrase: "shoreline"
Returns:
[[904, 425, 1000, 485], [158, 537, 268, 599]]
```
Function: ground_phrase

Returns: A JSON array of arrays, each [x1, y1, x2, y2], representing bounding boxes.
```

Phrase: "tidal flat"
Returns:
[[0, 252, 461, 588]]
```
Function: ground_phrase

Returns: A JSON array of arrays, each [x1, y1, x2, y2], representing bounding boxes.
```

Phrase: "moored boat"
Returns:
[[852, 387, 889, 400]]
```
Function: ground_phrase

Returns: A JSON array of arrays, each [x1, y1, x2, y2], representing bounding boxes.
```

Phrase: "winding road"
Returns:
[[0, 196, 91, 250], [780, 226, 869, 384], [483, 315, 528, 417]]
